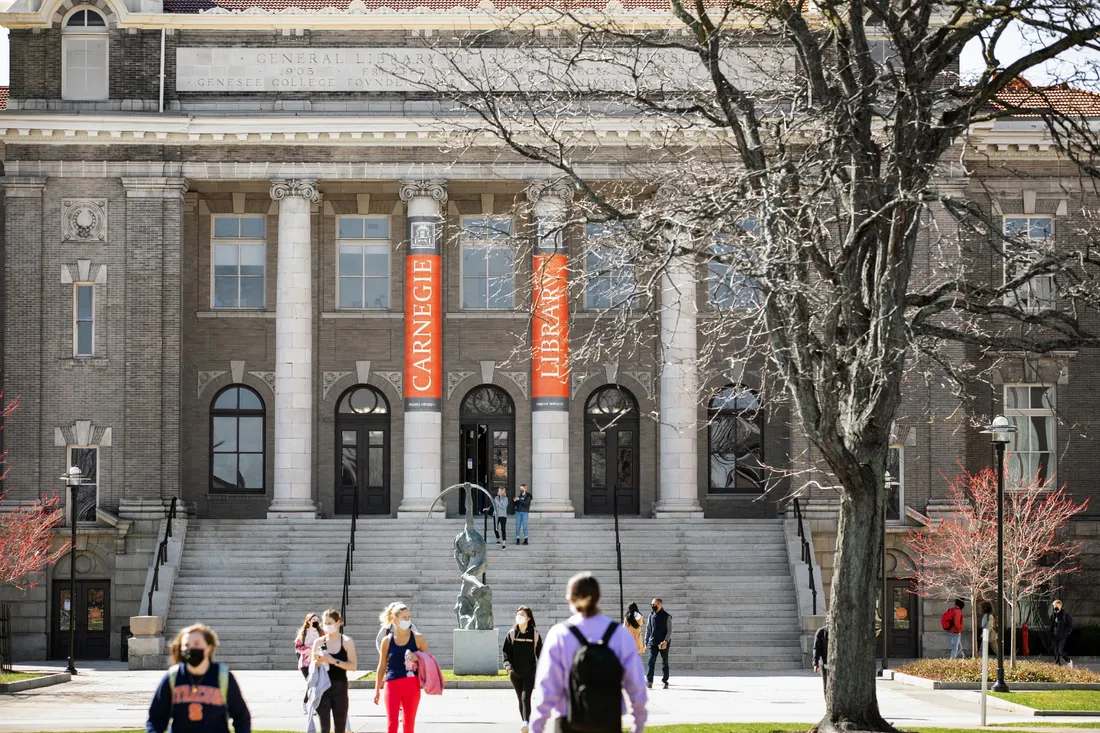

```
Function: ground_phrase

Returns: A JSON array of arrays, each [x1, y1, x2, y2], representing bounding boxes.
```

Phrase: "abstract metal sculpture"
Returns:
[[428, 483, 496, 630]]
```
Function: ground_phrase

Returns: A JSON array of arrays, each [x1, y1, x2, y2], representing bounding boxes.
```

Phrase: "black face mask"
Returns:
[[651, 605, 659, 612], [182, 647, 206, 668], [312, 621, 320, 630]]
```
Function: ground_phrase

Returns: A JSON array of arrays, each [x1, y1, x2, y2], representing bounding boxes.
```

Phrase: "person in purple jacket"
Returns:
[[528, 572, 648, 733]]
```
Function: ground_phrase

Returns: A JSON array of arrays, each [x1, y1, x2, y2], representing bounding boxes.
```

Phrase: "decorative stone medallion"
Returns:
[[375, 371, 403, 396], [62, 199, 107, 243], [503, 371, 530, 399], [623, 370, 654, 401]]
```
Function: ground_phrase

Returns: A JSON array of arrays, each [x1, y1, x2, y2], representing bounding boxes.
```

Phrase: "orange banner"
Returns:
[[532, 252, 569, 408], [404, 253, 442, 407]]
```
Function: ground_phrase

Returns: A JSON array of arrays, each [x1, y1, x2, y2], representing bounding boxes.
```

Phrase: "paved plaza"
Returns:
[[4, 663, 1100, 732]]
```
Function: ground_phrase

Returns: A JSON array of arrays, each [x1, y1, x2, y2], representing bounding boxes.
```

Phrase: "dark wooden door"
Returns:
[[459, 423, 513, 515], [877, 579, 918, 659], [335, 420, 390, 515], [52, 580, 110, 660], [584, 423, 640, 515]]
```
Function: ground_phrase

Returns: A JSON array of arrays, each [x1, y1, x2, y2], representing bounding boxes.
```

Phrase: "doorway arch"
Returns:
[[584, 384, 640, 515], [335, 385, 391, 515], [459, 385, 515, 515]]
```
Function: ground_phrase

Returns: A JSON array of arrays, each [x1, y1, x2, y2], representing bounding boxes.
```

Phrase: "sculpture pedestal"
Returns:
[[453, 629, 500, 675]]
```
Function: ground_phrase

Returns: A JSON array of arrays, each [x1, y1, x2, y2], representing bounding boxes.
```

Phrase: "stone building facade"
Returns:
[[0, 0, 1098, 663]]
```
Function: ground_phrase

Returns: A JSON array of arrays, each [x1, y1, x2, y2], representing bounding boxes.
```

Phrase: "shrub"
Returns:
[[895, 658, 1100, 683]]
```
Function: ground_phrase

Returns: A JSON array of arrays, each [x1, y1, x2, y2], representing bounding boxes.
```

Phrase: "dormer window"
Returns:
[[63, 7, 108, 102]]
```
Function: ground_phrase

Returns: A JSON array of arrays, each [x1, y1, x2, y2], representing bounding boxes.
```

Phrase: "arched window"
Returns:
[[210, 386, 265, 493], [708, 385, 765, 493], [63, 7, 109, 102], [460, 384, 515, 417], [336, 386, 391, 515], [584, 385, 640, 515]]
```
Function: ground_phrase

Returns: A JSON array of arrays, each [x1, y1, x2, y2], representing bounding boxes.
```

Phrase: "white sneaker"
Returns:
[[521, 726, 529, 733]]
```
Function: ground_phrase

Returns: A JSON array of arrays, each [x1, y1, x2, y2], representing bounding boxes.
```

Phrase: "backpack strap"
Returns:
[[601, 622, 619, 646], [218, 663, 230, 707], [566, 624, 590, 647], [167, 663, 181, 694]]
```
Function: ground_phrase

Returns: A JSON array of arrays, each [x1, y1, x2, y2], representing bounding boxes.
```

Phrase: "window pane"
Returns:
[[341, 447, 357, 487], [237, 453, 263, 489], [487, 277, 514, 309], [363, 278, 388, 309], [587, 276, 611, 308], [339, 245, 364, 276], [462, 245, 487, 275], [338, 218, 364, 239], [1032, 386, 1055, 409], [487, 246, 514, 276], [212, 416, 238, 453], [237, 388, 262, 411], [235, 216, 262, 239], [591, 447, 606, 488], [76, 322, 93, 356], [238, 416, 263, 452], [1030, 218, 1052, 239], [85, 10, 106, 26], [87, 588, 105, 631], [214, 218, 239, 238], [343, 430, 357, 446], [1005, 218, 1028, 237], [75, 484, 97, 522], [368, 430, 384, 445], [463, 278, 487, 309], [71, 448, 97, 483], [214, 243, 239, 273], [363, 247, 389, 277], [212, 454, 238, 490], [892, 587, 910, 630], [239, 277, 264, 308], [239, 244, 265, 277], [214, 388, 238, 410], [367, 447, 384, 487], [1005, 386, 1026, 410], [617, 445, 633, 488], [364, 218, 389, 238], [339, 278, 364, 309], [58, 589, 72, 633], [348, 387, 380, 414], [68, 9, 87, 26], [76, 285, 93, 319]]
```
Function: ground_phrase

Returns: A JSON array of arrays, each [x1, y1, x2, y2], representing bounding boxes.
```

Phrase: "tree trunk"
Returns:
[[817, 485, 896, 733], [1010, 593, 1018, 668], [971, 592, 980, 659]]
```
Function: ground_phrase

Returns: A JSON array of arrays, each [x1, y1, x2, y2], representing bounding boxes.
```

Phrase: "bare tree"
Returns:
[[395, 1, 1100, 729]]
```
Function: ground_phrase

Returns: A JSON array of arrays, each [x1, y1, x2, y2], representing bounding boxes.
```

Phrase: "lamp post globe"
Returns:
[[60, 466, 84, 676], [982, 415, 1017, 693]]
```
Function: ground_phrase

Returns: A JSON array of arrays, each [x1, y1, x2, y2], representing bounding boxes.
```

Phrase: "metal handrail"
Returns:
[[792, 498, 819, 615], [146, 497, 179, 616], [340, 490, 359, 627]]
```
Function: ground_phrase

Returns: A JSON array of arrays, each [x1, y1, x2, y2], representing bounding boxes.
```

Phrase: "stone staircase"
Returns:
[[165, 517, 803, 671]]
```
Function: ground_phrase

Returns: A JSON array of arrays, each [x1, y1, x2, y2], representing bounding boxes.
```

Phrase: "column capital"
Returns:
[[398, 179, 448, 204], [525, 178, 574, 207], [270, 178, 319, 203]]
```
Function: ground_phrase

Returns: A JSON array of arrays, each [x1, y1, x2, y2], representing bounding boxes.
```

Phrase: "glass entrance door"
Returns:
[[51, 580, 110, 660], [335, 386, 390, 516], [877, 579, 918, 659], [459, 424, 513, 515]]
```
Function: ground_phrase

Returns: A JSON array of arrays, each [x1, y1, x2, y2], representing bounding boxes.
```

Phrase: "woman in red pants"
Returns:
[[374, 603, 429, 733]]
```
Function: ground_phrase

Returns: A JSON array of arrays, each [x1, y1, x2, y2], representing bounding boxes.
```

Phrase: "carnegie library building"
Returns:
[[1, 0, 1100, 670]]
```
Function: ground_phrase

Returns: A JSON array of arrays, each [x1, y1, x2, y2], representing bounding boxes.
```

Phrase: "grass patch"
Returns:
[[0, 672, 42, 683], [989, 690, 1100, 711], [896, 658, 1100, 683], [353, 669, 509, 682], [643, 726, 1033, 733], [994, 724, 1100, 728]]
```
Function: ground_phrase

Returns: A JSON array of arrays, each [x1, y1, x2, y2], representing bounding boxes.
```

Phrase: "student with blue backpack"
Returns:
[[146, 623, 251, 733], [529, 572, 648, 733]]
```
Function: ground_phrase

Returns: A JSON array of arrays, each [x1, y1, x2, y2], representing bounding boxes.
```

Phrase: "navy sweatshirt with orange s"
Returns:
[[146, 663, 251, 733]]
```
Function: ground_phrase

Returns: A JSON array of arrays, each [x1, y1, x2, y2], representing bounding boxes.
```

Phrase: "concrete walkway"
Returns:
[[3, 663, 1100, 732]]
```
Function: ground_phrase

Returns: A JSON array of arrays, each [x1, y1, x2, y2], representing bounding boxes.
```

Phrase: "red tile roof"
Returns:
[[989, 77, 1100, 118], [0, 87, 8, 111]]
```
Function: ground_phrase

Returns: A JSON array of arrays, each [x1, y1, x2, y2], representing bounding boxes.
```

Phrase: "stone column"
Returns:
[[398, 180, 447, 515], [267, 179, 318, 518], [654, 224, 704, 517], [526, 180, 575, 516]]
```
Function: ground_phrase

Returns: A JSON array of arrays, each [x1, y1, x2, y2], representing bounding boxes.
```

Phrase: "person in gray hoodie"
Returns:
[[491, 486, 510, 550]]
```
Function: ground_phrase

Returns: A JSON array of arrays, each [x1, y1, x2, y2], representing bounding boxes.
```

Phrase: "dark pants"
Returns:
[[317, 678, 349, 733], [821, 666, 828, 693], [647, 645, 669, 684], [510, 672, 535, 722], [494, 517, 507, 543], [1054, 636, 1071, 665], [301, 667, 309, 704]]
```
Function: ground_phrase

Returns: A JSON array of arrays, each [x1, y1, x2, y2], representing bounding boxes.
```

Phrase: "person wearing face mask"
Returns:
[[502, 606, 543, 733], [310, 609, 358, 733], [528, 572, 647, 733], [644, 599, 672, 690], [376, 602, 418, 654], [297, 613, 323, 678], [146, 623, 251, 733], [624, 602, 646, 655], [489, 486, 510, 550], [375, 602, 430, 733]]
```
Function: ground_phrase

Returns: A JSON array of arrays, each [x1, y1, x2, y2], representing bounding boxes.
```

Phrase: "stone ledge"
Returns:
[[0, 673, 71, 693], [196, 311, 276, 319], [894, 670, 1100, 691]]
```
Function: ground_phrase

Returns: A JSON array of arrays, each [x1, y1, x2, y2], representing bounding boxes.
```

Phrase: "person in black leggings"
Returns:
[[311, 608, 358, 733], [502, 606, 543, 733]]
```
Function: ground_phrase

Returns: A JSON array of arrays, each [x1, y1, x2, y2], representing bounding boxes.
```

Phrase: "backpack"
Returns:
[[564, 623, 623, 733], [167, 662, 231, 721]]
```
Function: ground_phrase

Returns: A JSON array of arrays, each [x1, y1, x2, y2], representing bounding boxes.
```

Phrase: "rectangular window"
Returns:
[[212, 216, 266, 309], [67, 446, 98, 523], [886, 445, 904, 522], [585, 222, 636, 309], [62, 37, 108, 102], [337, 216, 391, 309], [709, 220, 761, 309], [460, 216, 516, 310], [1005, 384, 1057, 487], [74, 284, 94, 358], [1003, 216, 1055, 312]]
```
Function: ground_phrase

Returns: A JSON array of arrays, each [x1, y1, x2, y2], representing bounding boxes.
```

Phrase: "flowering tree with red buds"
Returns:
[[909, 467, 1086, 663]]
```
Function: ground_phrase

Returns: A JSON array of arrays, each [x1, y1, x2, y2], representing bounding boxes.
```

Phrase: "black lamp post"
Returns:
[[983, 415, 1017, 693], [613, 479, 624, 623], [61, 466, 84, 676]]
